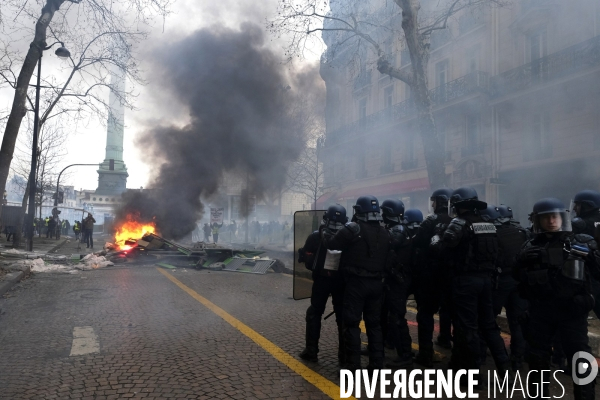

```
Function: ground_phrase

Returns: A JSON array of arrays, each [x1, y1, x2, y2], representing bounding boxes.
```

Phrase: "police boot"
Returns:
[[510, 354, 523, 372], [496, 362, 515, 386], [299, 344, 318, 362], [414, 346, 434, 368], [436, 334, 452, 349], [386, 353, 413, 369]]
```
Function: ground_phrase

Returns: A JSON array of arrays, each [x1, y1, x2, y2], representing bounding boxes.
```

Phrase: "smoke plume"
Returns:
[[115, 23, 323, 239]]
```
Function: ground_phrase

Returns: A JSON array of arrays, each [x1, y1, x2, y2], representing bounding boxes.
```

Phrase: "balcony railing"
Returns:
[[327, 71, 489, 146], [461, 144, 485, 157], [490, 35, 600, 98]]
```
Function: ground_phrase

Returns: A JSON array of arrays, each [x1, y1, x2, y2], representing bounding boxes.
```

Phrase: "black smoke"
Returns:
[[115, 23, 322, 239]]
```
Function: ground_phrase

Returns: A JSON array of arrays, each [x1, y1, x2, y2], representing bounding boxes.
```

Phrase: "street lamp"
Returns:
[[25, 41, 71, 252]]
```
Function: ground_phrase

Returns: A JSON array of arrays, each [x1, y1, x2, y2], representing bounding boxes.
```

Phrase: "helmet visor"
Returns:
[[448, 199, 457, 218], [428, 199, 435, 214], [533, 209, 572, 233]]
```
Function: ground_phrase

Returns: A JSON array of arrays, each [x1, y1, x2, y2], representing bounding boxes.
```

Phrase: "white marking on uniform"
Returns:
[[70, 326, 100, 356], [472, 222, 496, 234]]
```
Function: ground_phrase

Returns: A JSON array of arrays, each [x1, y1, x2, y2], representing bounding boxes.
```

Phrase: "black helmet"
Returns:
[[496, 204, 513, 224], [449, 187, 487, 216], [573, 190, 600, 217], [530, 198, 571, 234], [322, 204, 348, 232], [404, 209, 424, 224], [480, 205, 501, 223], [381, 199, 405, 225], [324, 204, 348, 223], [353, 195, 382, 222], [404, 209, 423, 232], [450, 187, 479, 204], [429, 188, 453, 213]]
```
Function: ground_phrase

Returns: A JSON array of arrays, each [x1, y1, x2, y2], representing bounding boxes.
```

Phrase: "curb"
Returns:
[[0, 266, 30, 297], [496, 314, 600, 358], [47, 238, 68, 254]]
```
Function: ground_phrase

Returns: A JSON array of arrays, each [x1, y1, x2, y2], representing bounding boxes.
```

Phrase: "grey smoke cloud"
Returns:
[[116, 23, 322, 239]]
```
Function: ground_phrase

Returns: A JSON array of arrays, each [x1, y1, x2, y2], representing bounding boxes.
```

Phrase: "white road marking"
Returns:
[[70, 326, 100, 356]]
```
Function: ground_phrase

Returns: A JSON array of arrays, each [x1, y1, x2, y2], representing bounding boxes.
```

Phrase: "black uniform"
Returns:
[[300, 231, 345, 362], [412, 213, 454, 363], [514, 232, 597, 399], [384, 224, 413, 366], [436, 212, 509, 372], [322, 220, 390, 369], [572, 210, 600, 319], [492, 221, 529, 369]]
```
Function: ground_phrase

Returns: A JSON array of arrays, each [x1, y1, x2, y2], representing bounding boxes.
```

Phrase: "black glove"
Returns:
[[573, 294, 595, 314]]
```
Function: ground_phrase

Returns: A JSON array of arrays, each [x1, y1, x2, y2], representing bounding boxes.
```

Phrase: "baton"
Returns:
[[324, 310, 335, 320]]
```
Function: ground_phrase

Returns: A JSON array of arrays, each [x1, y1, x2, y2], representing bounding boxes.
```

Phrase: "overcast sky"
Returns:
[[0, 0, 322, 193]]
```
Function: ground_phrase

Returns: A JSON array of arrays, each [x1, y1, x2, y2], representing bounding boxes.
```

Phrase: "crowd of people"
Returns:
[[298, 187, 600, 399], [195, 220, 293, 245], [2, 212, 95, 249]]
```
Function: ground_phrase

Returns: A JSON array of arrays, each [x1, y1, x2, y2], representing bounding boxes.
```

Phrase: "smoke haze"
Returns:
[[116, 23, 323, 239]]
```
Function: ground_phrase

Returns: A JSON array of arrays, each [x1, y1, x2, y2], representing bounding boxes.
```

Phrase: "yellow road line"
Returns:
[[157, 268, 353, 400]]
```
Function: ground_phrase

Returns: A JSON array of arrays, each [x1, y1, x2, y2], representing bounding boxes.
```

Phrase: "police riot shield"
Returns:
[[293, 210, 323, 300]]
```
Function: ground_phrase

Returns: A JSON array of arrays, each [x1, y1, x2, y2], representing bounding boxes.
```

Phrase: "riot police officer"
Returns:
[[321, 195, 390, 370], [514, 198, 596, 399], [381, 199, 413, 368], [412, 188, 454, 367], [432, 187, 510, 381], [572, 189, 600, 319], [403, 209, 423, 237], [298, 204, 347, 363], [480, 204, 528, 372]]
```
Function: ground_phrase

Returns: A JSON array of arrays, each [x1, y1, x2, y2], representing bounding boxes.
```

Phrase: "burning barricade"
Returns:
[[105, 219, 277, 274]]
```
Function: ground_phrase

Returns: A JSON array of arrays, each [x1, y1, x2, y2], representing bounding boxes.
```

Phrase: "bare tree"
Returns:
[[271, 0, 505, 189], [0, 0, 172, 214], [286, 144, 325, 210], [11, 121, 68, 244]]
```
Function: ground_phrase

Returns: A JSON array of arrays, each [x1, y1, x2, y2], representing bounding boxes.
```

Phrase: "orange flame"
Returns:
[[114, 218, 157, 250]]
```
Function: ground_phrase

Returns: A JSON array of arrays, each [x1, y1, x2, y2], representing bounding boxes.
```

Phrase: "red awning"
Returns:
[[314, 191, 338, 209], [337, 177, 430, 200]]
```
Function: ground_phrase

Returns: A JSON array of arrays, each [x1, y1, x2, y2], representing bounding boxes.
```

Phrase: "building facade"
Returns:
[[318, 0, 600, 223]]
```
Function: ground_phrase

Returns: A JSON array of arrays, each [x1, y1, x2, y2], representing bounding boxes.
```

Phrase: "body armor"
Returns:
[[323, 220, 390, 278], [572, 211, 600, 238], [496, 223, 528, 275], [516, 233, 595, 302], [444, 213, 498, 274]]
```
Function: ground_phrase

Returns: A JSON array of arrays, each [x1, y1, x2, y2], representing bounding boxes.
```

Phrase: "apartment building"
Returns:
[[318, 0, 600, 222]]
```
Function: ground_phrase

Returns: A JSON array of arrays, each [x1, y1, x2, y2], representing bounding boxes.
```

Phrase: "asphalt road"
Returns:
[[0, 264, 587, 399]]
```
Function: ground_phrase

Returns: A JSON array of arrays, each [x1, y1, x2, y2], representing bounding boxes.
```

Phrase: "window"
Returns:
[[528, 30, 546, 61], [524, 113, 552, 161], [402, 131, 417, 170], [405, 83, 412, 101], [465, 115, 480, 147], [436, 60, 449, 87], [384, 86, 393, 109], [435, 60, 449, 102], [466, 45, 480, 74], [93, 197, 96, 201], [358, 98, 367, 120], [381, 146, 393, 174], [356, 146, 366, 178], [461, 115, 482, 156]]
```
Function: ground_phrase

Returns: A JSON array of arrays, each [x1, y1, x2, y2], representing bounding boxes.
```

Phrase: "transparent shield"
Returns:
[[428, 199, 435, 215], [293, 210, 323, 300]]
